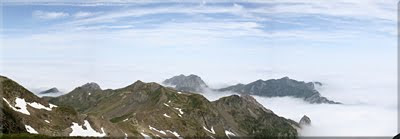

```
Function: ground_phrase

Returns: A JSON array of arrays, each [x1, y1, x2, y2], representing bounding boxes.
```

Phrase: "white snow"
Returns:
[[174, 108, 184, 115], [49, 104, 58, 108], [124, 133, 128, 139], [88, 92, 91, 95], [168, 100, 171, 103], [149, 125, 167, 135], [140, 132, 151, 138], [203, 126, 215, 134], [123, 118, 129, 122], [3, 97, 30, 115], [69, 120, 106, 137], [163, 113, 171, 118], [163, 103, 170, 107], [45, 120, 50, 123], [166, 130, 182, 139], [177, 92, 182, 94], [2, 97, 57, 115], [25, 125, 38, 134], [28, 102, 52, 111], [225, 130, 236, 138]]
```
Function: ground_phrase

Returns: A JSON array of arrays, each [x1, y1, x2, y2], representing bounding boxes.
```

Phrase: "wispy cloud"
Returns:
[[32, 10, 69, 19]]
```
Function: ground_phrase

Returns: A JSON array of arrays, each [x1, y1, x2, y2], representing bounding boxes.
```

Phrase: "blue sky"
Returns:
[[0, 0, 397, 92]]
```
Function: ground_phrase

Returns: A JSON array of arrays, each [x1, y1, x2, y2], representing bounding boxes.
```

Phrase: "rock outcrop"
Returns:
[[299, 115, 311, 126], [163, 74, 208, 92]]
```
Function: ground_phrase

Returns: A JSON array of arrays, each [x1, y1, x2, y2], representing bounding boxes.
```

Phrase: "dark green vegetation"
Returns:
[[219, 77, 341, 104], [2, 75, 302, 138]]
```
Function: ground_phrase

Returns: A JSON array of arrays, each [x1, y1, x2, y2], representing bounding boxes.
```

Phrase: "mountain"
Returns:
[[219, 77, 340, 104], [0, 75, 122, 137], [162, 74, 208, 92], [48, 79, 301, 138], [2, 75, 305, 138], [47, 82, 104, 112], [299, 115, 311, 126], [39, 88, 60, 94]]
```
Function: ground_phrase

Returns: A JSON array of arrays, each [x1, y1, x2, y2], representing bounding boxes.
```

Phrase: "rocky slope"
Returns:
[[219, 77, 340, 104], [162, 74, 208, 92], [0, 75, 123, 137]]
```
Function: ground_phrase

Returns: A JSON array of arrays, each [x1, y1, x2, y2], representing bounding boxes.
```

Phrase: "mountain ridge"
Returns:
[[219, 77, 341, 104], [47, 77, 301, 138]]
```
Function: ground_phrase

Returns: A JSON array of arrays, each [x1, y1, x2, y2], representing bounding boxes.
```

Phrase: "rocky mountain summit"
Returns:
[[80, 82, 102, 91], [219, 77, 340, 104], [39, 88, 60, 94], [2, 75, 304, 138], [299, 115, 311, 126], [163, 74, 208, 92]]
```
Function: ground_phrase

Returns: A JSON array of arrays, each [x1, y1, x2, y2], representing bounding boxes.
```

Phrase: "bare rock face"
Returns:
[[299, 115, 311, 126], [163, 74, 208, 92]]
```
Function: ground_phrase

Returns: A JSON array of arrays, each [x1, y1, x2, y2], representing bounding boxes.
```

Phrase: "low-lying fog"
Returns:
[[202, 76, 397, 136]]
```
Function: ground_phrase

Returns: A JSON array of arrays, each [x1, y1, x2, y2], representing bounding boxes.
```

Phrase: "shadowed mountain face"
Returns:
[[163, 74, 208, 92], [219, 77, 340, 104]]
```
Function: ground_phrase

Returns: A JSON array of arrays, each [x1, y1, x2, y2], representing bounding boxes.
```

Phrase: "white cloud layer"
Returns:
[[33, 10, 69, 19]]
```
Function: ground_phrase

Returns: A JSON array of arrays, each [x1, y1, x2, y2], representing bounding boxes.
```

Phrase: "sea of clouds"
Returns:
[[202, 74, 397, 136]]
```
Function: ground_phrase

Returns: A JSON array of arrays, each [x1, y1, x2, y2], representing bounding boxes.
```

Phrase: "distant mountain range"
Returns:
[[1, 75, 303, 138], [163, 75, 340, 104]]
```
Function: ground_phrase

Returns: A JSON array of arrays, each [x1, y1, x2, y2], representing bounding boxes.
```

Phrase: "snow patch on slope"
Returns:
[[163, 113, 171, 118], [2, 97, 58, 115], [225, 130, 236, 138], [25, 125, 38, 134], [140, 132, 151, 138], [149, 125, 167, 135], [3, 97, 30, 115], [174, 108, 184, 114], [166, 130, 182, 139], [203, 126, 215, 134], [163, 103, 170, 107], [69, 120, 106, 137]]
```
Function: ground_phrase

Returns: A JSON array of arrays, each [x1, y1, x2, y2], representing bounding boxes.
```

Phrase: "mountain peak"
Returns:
[[80, 82, 101, 90], [299, 115, 311, 126], [40, 87, 60, 94], [123, 80, 163, 92], [280, 76, 290, 80], [162, 74, 208, 92]]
